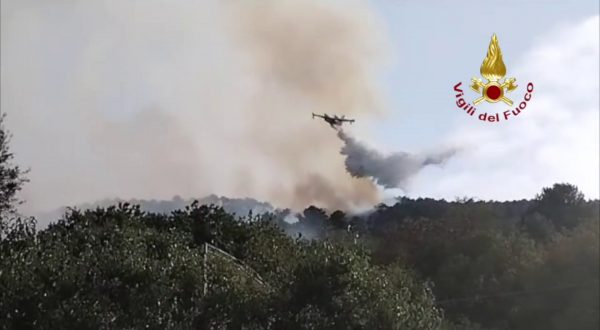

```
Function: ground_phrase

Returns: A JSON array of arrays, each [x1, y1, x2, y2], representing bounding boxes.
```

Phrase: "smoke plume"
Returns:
[[2, 0, 386, 218], [338, 130, 455, 189]]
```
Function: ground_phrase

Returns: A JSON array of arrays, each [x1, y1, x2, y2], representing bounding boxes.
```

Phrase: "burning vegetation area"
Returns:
[[1, 0, 598, 329], [1, 114, 599, 329]]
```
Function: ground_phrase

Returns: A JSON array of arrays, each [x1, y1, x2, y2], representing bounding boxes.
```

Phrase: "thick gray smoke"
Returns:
[[338, 130, 455, 189]]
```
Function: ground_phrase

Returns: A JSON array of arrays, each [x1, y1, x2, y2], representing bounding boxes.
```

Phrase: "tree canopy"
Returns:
[[0, 116, 598, 329]]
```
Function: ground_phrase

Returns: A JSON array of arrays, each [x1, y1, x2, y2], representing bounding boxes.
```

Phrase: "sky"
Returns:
[[369, 0, 599, 151], [1, 0, 598, 218], [365, 0, 599, 201]]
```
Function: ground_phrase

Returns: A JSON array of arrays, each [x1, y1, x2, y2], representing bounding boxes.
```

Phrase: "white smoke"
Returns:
[[1, 0, 388, 220], [409, 16, 600, 200]]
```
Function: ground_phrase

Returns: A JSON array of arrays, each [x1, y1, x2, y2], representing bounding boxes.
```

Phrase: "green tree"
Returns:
[[1, 203, 443, 329], [509, 218, 599, 330], [0, 114, 29, 230], [531, 183, 586, 230]]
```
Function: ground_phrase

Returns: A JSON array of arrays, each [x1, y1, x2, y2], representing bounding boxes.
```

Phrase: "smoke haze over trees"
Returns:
[[2, 184, 598, 329], [1, 1, 598, 329], [1, 114, 598, 328], [2, 0, 394, 214]]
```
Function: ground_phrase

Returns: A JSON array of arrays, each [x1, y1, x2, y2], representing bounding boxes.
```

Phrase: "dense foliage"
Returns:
[[0, 114, 30, 237], [1, 186, 597, 330], [0, 204, 442, 329], [0, 118, 598, 329]]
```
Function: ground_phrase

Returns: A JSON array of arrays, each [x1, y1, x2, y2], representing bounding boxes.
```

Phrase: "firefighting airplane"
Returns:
[[312, 113, 355, 128]]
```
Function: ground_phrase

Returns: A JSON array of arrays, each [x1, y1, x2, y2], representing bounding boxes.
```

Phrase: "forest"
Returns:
[[1, 115, 598, 329]]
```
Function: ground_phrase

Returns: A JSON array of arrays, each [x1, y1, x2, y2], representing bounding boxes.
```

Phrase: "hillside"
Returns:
[[2, 184, 598, 329]]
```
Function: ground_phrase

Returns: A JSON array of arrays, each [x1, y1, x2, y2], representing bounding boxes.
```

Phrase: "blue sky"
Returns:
[[368, 0, 598, 151]]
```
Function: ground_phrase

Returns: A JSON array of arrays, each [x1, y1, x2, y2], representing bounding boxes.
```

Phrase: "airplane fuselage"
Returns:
[[312, 113, 354, 128]]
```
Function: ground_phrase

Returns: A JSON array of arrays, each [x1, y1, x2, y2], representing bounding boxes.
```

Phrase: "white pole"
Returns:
[[203, 243, 208, 296]]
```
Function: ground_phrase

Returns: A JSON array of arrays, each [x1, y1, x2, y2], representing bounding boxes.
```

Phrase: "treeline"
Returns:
[[276, 184, 599, 329], [2, 203, 445, 329], [1, 185, 597, 329], [1, 114, 599, 329]]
